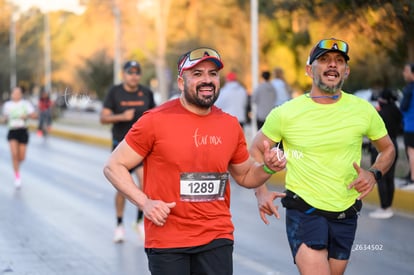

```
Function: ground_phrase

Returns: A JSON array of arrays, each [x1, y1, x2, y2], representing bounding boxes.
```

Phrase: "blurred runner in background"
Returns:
[[400, 63, 414, 188], [100, 60, 156, 243], [37, 90, 53, 137], [271, 67, 291, 107], [2, 86, 37, 188], [368, 89, 402, 219], [252, 70, 276, 130], [215, 71, 248, 130]]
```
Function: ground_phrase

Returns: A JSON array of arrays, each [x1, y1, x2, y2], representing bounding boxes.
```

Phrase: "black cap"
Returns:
[[123, 60, 141, 73], [308, 38, 350, 65]]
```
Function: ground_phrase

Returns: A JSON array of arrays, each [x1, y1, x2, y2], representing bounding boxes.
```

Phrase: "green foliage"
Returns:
[[76, 49, 113, 100], [269, 0, 412, 91], [0, 38, 10, 100], [0, 0, 12, 99]]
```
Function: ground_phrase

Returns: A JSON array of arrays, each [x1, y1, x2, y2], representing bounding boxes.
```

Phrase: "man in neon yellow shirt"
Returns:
[[250, 38, 395, 275]]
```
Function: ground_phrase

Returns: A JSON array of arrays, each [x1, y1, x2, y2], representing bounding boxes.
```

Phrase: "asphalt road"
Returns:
[[0, 126, 413, 275]]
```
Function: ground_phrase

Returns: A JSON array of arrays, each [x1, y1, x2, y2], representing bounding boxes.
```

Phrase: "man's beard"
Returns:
[[183, 82, 219, 108], [315, 75, 345, 94]]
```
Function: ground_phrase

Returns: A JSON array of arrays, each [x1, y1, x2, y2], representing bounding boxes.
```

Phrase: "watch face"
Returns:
[[369, 168, 382, 181]]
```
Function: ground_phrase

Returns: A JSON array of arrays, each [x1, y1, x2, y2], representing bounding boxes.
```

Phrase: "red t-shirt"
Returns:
[[125, 99, 249, 248], [38, 97, 52, 112]]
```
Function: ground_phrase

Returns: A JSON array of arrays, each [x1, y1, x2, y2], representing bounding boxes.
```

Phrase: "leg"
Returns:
[[37, 112, 45, 136], [115, 191, 126, 225], [370, 141, 395, 217], [403, 133, 414, 183], [295, 244, 330, 275], [285, 209, 330, 274], [381, 140, 397, 208], [381, 158, 396, 209], [285, 208, 355, 275], [112, 140, 126, 226], [18, 143, 28, 163], [111, 139, 126, 242], [8, 140, 20, 175], [45, 110, 52, 134], [404, 145, 410, 180], [46, 109, 52, 127], [8, 129, 28, 188], [326, 216, 357, 275], [407, 145, 414, 181], [38, 112, 44, 130], [132, 165, 145, 240], [134, 165, 144, 222], [113, 191, 126, 242], [328, 258, 349, 275]]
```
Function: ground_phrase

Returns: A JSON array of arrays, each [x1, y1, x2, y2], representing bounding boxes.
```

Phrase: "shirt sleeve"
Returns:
[[125, 112, 154, 158], [2, 102, 10, 116], [25, 100, 35, 114], [261, 107, 282, 142]]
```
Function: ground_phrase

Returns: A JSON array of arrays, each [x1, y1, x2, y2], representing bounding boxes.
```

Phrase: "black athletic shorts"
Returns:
[[7, 128, 29, 144], [404, 132, 414, 148], [145, 238, 233, 275]]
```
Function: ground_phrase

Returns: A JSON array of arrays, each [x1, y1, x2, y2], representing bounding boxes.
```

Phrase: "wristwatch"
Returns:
[[368, 168, 382, 182]]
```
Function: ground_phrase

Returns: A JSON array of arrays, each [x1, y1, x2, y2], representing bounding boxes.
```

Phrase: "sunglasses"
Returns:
[[187, 48, 220, 61], [178, 47, 222, 75], [317, 39, 348, 54], [126, 70, 140, 75]]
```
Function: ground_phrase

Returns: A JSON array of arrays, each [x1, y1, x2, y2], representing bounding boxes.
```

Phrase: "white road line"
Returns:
[[233, 253, 284, 275]]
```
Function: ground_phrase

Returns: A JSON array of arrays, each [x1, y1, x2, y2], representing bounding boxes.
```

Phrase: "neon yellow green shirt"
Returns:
[[262, 92, 387, 211]]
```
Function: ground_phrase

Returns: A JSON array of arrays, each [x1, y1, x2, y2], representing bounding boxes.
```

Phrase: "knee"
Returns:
[[115, 192, 126, 202]]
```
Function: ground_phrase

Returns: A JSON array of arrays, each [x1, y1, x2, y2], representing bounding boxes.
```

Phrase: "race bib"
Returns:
[[9, 119, 25, 128], [180, 172, 229, 202]]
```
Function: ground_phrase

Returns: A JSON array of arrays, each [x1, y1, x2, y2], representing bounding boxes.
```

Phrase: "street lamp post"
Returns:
[[250, 0, 259, 134], [44, 12, 52, 92], [10, 12, 17, 92], [113, 0, 121, 85]]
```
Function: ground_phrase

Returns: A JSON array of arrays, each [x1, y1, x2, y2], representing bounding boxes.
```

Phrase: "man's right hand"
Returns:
[[143, 199, 176, 227], [123, 109, 135, 121]]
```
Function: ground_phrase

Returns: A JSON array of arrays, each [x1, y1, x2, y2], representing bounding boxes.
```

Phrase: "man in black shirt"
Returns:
[[100, 60, 155, 242]]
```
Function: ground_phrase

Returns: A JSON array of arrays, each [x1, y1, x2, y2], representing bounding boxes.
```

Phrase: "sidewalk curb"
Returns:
[[29, 124, 111, 148], [49, 127, 111, 148]]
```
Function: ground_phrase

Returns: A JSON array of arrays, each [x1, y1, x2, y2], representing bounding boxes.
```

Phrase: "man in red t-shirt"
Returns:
[[103, 47, 286, 274]]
